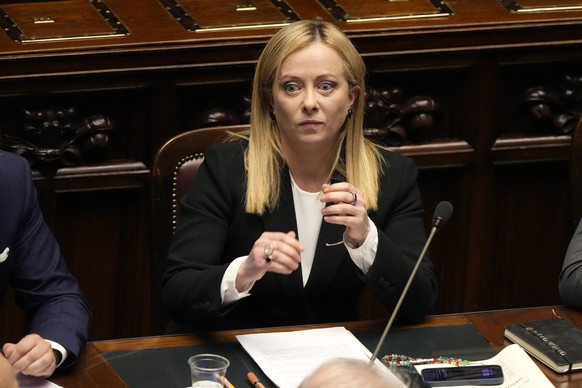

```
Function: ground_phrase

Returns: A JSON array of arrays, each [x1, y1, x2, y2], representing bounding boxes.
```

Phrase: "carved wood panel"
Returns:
[[0, 0, 128, 43]]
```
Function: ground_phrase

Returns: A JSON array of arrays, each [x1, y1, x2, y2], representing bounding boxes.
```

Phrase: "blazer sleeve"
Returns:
[[162, 142, 247, 324], [365, 151, 438, 322], [559, 218, 582, 308], [5, 155, 91, 369]]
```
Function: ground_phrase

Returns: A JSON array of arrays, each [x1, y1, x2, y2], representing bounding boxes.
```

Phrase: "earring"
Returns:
[[269, 111, 276, 121], [347, 107, 353, 119]]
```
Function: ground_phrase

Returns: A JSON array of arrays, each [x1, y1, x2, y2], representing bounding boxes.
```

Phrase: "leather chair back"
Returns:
[[150, 125, 248, 333]]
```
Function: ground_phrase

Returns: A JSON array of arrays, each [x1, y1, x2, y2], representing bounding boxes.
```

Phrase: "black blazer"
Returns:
[[162, 140, 438, 332], [0, 151, 91, 368]]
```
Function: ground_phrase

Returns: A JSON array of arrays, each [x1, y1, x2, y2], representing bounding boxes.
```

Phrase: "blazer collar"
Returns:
[[260, 169, 348, 303]]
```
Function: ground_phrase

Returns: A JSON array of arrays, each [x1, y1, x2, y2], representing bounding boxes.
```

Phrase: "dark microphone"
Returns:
[[432, 201, 453, 230], [369, 201, 453, 365]]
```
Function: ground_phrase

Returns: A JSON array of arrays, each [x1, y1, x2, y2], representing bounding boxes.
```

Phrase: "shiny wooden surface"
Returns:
[[51, 343, 127, 388], [2, 0, 582, 54], [80, 305, 582, 387]]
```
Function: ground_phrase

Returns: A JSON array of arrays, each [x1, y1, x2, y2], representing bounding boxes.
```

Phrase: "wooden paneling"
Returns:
[[0, 0, 581, 341]]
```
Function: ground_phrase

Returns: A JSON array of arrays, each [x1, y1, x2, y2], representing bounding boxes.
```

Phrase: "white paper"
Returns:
[[415, 344, 554, 388], [236, 326, 405, 388], [16, 373, 62, 388]]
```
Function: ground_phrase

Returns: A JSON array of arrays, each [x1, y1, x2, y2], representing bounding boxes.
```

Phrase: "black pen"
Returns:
[[247, 372, 266, 388]]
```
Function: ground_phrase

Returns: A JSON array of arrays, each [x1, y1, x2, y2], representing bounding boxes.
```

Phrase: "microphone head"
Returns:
[[431, 201, 453, 229]]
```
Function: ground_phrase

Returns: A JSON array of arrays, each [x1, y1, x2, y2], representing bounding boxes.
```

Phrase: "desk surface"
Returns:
[[51, 305, 582, 387]]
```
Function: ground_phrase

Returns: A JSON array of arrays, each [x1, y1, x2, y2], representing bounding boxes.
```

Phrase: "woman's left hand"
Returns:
[[321, 182, 370, 247]]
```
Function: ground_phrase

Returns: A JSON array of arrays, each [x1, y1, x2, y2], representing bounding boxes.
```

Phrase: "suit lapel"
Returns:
[[306, 170, 349, 293], [260, 170, 306, 306], [259, 170, 351, 317], [304, 219, 346, 294]]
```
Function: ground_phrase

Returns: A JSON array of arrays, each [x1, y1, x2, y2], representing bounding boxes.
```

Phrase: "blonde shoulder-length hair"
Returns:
[[244, 19, 384, 215]]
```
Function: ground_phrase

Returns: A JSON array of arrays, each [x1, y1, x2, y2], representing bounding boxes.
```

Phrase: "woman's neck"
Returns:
[[285, 152, 334, 193]]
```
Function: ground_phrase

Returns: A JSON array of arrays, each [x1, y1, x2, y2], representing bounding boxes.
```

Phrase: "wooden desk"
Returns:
[[52, 305, 582, 387]]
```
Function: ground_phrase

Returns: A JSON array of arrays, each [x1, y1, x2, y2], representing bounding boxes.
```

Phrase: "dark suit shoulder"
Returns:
[[0, 151, 30, 179], [374, 146, 418, 183], [206, 138, 247, 158], [376, 146, 414, 166], [191, 140, 248, 204], [0, 152, 33, 214]]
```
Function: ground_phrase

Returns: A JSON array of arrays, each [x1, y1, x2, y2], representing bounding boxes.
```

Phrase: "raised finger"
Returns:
[[20, 350, 55, 378]]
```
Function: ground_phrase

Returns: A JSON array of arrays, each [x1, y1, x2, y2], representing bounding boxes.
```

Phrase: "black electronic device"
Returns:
[[421, 365, 504, 387]]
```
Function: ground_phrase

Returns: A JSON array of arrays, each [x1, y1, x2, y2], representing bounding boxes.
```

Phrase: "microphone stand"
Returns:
[[368, 225, 439, 366]]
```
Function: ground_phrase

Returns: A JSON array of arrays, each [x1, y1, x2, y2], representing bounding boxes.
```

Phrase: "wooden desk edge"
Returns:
[[93, 314, 474, 352], [51, 342, 128, 387], [89, 305, 582, 387]]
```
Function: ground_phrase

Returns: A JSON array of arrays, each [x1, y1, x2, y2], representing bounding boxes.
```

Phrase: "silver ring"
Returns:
[[350, 193, 357, 206], [264, 246, 273, 263]]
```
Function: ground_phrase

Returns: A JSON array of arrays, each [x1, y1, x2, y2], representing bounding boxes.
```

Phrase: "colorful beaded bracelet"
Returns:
[[381, 354, 471, 367]]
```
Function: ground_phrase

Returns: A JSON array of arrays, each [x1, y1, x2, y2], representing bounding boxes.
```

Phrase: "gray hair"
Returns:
[[299, 358, 403, 388]]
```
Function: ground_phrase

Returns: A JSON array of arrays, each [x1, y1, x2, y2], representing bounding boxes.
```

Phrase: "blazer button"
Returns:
[[378, 277, 392, 291], [192, 302, 208, 311]]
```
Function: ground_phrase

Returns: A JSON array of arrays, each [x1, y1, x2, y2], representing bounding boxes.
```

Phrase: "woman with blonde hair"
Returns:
[[163, 19, 438, 333]]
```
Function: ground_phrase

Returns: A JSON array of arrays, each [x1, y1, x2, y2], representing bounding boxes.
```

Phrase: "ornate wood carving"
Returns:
[[194, 96, 251, 128], [157, 0, 300, 32], [499, 0, 582, 13], [0, 0, 129, 44], [317, 0, 453, 23], [0, 107, 116, 178], [191, 89, 443, 147], [517, 74, 582, 136], [364, 87, 443, 146]]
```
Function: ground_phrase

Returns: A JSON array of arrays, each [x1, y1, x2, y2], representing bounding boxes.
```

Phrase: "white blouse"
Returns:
[[220, 176, 378, 305]]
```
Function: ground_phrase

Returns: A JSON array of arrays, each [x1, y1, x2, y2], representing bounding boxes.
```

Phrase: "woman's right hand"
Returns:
[[236, 231, 304, 292]]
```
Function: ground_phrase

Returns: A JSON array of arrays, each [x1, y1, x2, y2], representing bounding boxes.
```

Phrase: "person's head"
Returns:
[[299, 358, 403, 388], [245, 19, 382, 215], [251, 18, 365, 153]]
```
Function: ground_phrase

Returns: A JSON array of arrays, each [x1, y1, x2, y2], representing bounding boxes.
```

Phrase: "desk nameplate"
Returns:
[[0, 0, 129, 44], [158, 0, 300, 33], [317, 0, 453, 23]]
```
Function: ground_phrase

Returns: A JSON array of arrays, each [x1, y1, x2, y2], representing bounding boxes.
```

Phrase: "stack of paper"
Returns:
[[236, 327, 405, 388]]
